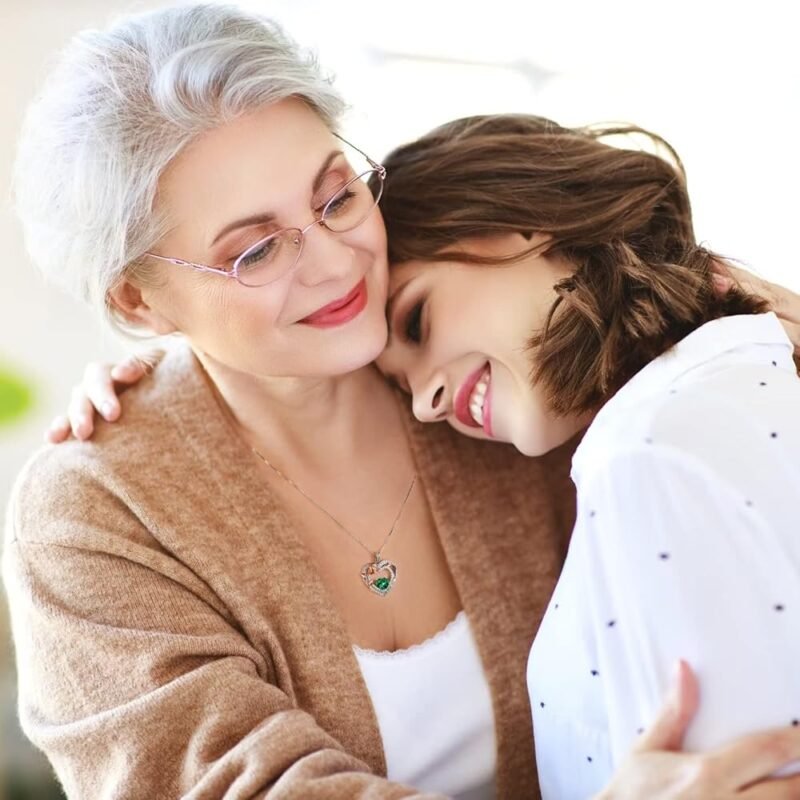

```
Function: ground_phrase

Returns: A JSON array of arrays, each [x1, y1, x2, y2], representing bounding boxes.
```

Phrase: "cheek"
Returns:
[[363, 218, 389, 281], [349, 208, 387, 257], [177, 276, 289, 346], [374, 348, 393, 376]]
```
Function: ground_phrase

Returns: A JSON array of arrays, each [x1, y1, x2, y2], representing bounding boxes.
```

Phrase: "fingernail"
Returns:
[[668, 660, 684, 705], [712, 274, 732, 290], [112, 361, 135, 376], [101, 402, 116, 419]]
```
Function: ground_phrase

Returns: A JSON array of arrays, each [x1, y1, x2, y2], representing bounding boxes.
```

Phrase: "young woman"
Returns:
[[61, 108, 800, 800], [374, 114, 800, 797]]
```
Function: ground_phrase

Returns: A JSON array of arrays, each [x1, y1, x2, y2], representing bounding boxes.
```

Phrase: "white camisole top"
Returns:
[[354, 611, 497, 799]]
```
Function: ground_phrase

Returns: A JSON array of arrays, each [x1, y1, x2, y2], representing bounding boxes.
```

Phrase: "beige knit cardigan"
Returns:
[[2, 342, 577, 799]]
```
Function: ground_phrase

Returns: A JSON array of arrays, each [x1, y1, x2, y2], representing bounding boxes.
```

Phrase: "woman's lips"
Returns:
[[454, 362, 493, 436], [300, 279, 368, 327]]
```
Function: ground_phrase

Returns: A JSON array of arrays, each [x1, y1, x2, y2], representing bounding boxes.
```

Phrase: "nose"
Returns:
[[295, 221, 354, 287], [412, 374, 450, 424]]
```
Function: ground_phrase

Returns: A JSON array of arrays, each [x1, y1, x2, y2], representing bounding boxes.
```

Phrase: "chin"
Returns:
[[512, 425, 576, 458], [447, 419, 494, 443], [513, 439, 550, 457]]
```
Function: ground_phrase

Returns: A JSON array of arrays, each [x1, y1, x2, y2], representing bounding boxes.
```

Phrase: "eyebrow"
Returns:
[[209, 149, 344, 247]]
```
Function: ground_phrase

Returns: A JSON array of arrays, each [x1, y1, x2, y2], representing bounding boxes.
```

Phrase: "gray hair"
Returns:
[[13, 3, 346, 331]]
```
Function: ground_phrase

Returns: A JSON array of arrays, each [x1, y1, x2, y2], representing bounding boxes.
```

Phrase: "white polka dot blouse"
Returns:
[[527, 312, 800, 799]]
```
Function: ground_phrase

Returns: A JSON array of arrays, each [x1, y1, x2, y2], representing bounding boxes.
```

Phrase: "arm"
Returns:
[[2, 457, 442, 800], [712, 263, 800, 356], [579, 444, 800, 765]]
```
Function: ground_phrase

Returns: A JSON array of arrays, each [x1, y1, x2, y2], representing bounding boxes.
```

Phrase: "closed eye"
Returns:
[[404, 301, 424, 344]]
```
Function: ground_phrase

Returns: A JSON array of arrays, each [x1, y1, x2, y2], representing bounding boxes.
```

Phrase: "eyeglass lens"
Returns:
[[233, 168, 384, 288]]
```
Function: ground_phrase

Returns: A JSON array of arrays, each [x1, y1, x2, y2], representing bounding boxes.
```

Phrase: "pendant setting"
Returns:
[[361, 554, 397, 597]]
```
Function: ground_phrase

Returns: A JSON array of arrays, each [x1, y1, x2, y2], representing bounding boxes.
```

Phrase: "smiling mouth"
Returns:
[[468, 365, 491, 427], [454, 362, 493, 434], [300, 279, 368, 327]]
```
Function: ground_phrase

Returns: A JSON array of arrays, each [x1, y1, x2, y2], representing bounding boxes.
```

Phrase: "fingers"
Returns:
[[110, 355, 151, 386], [712, 267, 773, 306], [84, 362, 121, 423], [44, 353, 156, 445], [711, 273, 735, 295], [86, 355, 153, 423], [708, 725, 800, 788], [635, 660, 700, 752], [44, 415, 71, 444], [68, 385, 96, 441], [715, 264, 800, 326], [740, 773, 800, 800]]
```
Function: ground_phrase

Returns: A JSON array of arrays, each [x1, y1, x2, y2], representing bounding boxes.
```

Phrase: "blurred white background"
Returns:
[[0, 0, 798, 791]]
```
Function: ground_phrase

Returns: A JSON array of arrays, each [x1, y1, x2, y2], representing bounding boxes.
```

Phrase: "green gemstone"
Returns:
[[374, 577, 391, 592]]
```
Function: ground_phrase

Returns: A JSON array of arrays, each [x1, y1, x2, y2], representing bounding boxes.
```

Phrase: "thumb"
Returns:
[[634, 660, 700, 753], [711, 272, 735, 296]]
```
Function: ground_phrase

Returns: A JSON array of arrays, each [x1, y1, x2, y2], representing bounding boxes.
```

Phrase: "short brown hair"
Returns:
[[375, 114, 774, 416]]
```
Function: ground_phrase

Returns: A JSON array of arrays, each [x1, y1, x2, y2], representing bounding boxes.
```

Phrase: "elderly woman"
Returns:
[[7, 4, 800, 800], [2, 6, 576, 798]]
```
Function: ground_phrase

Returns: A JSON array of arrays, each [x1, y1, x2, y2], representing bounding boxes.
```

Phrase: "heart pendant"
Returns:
[[360, 557, 397, 597]]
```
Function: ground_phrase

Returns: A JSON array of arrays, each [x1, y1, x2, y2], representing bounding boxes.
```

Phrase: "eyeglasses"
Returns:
[[145, 134, 386, 288]]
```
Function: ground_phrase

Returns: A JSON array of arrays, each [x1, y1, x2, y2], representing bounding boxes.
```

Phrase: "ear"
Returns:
[[107, 279, 179, 336]]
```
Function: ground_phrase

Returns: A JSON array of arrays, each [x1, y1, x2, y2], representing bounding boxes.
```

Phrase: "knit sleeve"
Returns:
[[2, 454, 445, 800]]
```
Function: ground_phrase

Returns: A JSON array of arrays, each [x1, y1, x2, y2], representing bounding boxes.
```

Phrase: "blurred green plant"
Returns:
[[0, 365, 34, 427]]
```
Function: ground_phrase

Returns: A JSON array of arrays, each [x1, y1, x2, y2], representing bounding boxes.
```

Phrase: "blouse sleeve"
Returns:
[[1, 454, 444, 800], [577, 443, 800, 768]]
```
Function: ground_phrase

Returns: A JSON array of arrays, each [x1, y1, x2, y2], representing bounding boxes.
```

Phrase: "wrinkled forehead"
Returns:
[[156, 99, 336, 219]]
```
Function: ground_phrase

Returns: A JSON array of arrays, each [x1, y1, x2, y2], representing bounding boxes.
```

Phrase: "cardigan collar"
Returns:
[[148, 339, 576, 798]]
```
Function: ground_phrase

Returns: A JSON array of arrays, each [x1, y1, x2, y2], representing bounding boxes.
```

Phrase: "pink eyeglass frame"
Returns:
[[144, 133, 386, 286]]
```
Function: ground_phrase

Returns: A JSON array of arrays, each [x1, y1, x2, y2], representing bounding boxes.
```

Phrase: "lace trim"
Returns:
[[353, 610, 469, 661]]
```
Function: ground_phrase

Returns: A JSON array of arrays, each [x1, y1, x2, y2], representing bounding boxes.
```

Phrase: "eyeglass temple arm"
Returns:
[[332, 132, 386, 175], [145, 135, 384, 269], [145, 252, 231, 275]]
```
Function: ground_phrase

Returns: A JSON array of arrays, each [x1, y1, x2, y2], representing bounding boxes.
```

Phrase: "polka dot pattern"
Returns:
[[528, 315, 800, 799]]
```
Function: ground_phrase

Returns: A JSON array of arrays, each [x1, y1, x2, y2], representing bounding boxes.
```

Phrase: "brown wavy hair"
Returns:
[[372, 114, 774, 416]]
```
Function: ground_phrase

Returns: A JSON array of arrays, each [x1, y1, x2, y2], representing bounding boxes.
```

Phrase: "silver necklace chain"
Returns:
[[250, 445, 417, 559]]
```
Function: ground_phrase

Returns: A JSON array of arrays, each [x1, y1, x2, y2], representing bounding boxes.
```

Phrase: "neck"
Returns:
[[195, 350, 394, 471]]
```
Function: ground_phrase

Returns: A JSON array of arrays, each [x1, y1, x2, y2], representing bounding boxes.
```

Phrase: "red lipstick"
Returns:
[[301, 279, 368, 328]]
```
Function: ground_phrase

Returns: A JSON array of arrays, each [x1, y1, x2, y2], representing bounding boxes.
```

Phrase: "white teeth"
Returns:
[[470, 399, 484, 426], [468, 367, 491, 426]]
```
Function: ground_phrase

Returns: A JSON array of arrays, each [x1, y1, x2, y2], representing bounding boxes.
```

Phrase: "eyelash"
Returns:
[[404, 300, 425, 344], [222, 168, 354, 265]]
